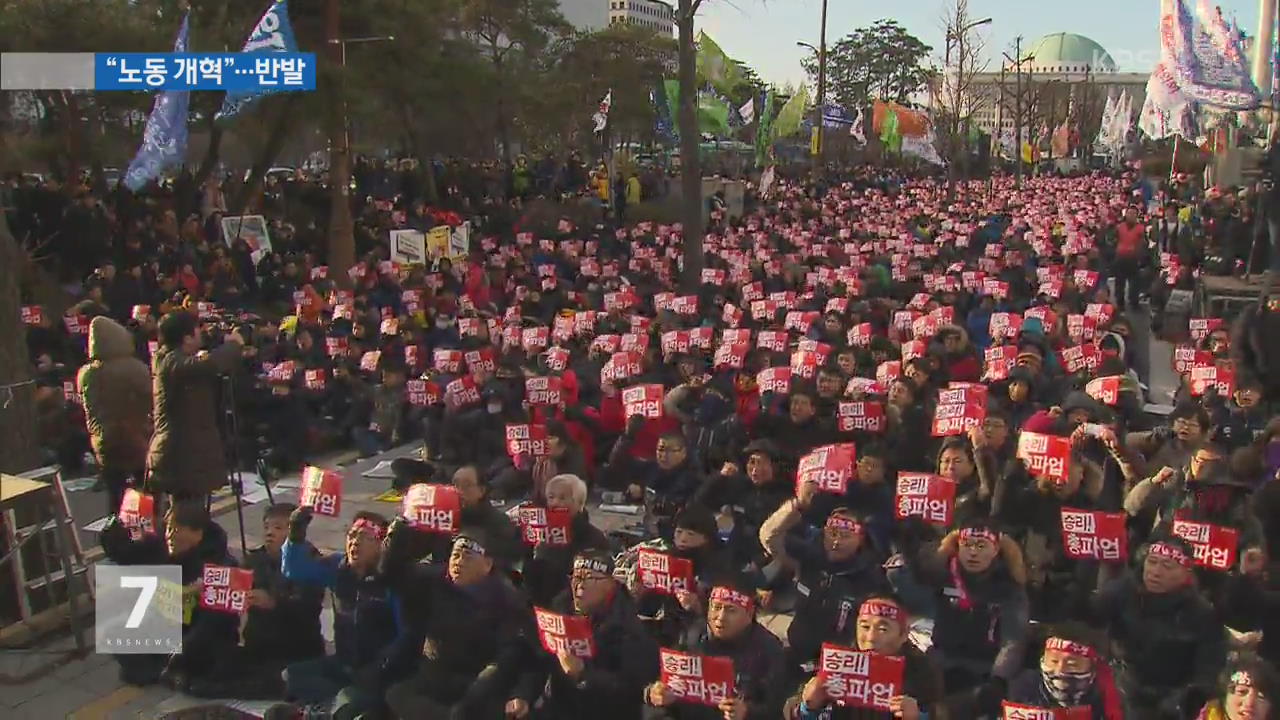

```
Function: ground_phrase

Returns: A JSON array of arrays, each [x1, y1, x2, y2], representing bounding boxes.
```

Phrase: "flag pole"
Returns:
[[1169, 135, 1180, 182]]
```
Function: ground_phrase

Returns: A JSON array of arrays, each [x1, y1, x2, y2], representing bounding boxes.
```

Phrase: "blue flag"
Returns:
[[123, 13, 191, 192], [216, 0, 300, 120]]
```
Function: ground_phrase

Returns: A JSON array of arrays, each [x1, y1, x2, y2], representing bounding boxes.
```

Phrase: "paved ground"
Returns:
[[4, 307, 1176, 718]]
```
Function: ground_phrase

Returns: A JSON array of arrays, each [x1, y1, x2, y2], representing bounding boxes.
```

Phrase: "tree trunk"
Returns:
[[396, 99, 438, 204], [232, 96, 299, 215], [0, 210, 42, 475], [192, 119, 224, 188], [676, 1, 704, 293]]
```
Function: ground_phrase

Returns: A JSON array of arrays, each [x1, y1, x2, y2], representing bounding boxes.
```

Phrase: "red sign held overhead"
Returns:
[[797, 444, 856, 494], [714, 343, 749, 370], [1060, 508, 1127, 563], [402, 483, 462, 534], [1084, 376, 1122, 406], [757, 330, 789, 353], [1189, 363, 1235, 397], [837, 401, 886, 433], [894, 473, 956, 526], [1018, 432, 1072, 484], [636, 549, 695, 596], [817, 644, 905, 711], [1171, 518, 1239, 571], [300, 466, 343, 517], [1172, 346, 1211, 375], [983, 345, 1018, 381], [525, 376, 563, 406], [534, 608, 595, 658], [757, 367, 792, 395], [198, 564, 254, 614], [988, 313, 1023, 343], [658, 649, 736, 707], [405, 379, 442, 407]]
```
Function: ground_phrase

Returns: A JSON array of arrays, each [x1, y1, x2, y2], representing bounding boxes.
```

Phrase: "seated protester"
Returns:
[[520, 473, 613, 607], [994, 445, 1110, 623], [494, 419, 589, 503], [350, 360, 411, 458], [420, 463, 523, 565], [190, 503, 325, 699], [630, 505, 730, 646], [1124, 433, 1266, 563], [606, 426, 704, 516], [1213, 543, 1277, 669], [1089, 537, 1226, 719], [889, 520, 1030, 718], [1211, 374, 1270, 450], [785, 594, 944, 720], [803, 444, 895, 553], [1006, 624, 1125, 720], [1124, 402, 1212, 480], [272, 509, 407, 720], [382, 527, 532, 719], [758, 494, 888, 680], [693, 440, 792, 576], [1195, 653, 1279, 720], [508, 550, 659, 720], [885, 379, 933, 473], [643, 577, 787, 720], [1003, 366, 1042, 430], [99, 502, 240, 689], [896, 438, 996, 557], [752, 387, 836, 470]]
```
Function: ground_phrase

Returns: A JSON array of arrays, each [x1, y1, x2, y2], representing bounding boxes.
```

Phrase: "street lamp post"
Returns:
[[797, 0, 829, 179]]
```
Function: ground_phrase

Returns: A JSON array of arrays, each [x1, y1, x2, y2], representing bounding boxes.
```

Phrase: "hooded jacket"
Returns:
[[784, 540, 890, 669], [652, 621, 787, 720], [788, 643, 944, 720], [76, 316, 152, 470]]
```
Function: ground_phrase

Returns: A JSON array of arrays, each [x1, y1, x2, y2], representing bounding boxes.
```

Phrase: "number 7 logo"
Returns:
[[120, 575, 157, 629]]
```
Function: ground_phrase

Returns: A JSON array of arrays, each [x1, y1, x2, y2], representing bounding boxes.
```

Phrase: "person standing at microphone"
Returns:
[[146, 310, 245, 504]]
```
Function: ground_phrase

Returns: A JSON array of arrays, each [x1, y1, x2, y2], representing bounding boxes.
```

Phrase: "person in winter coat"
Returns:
[[1006, 624, 1126, 720], [693, 439, 792, 575], [1089, 537, 1227, 719], [786, 594, 945, 720], [1194, 653, 1279, 720], [644, 577, 788, 720], [382, 528, 533, 719], [77, 315, 151, 515], [520, 473, 613, 606], [147, 310, 245, 500], [509, 550, 660, 720], [937, 325, 982, 383], [632, 505, 732, 645], [889, 520, 1030, 718], [273, 509, 408, 720], [1229, 291, 1280, 404], [99, 502, 240, 690], [759, 497, 889, 680]]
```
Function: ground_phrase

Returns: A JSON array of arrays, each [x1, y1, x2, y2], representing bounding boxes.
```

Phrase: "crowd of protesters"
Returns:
[[10, 157, 1280, 720]]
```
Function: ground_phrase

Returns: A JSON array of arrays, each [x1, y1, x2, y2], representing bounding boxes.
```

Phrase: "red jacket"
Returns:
[[598, 394, 679, 460]]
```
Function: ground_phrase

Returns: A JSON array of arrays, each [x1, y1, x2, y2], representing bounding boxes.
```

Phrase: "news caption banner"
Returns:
[[95, 564, 183, 655], [1, 52, 315, 91]]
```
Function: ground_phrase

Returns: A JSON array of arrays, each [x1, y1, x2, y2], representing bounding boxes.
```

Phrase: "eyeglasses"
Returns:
[[570, 573, 609, 585]]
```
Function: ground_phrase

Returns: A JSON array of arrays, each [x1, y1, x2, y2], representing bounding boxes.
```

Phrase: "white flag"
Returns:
[[593, 90, 612, 134], [738, 98, 755, 125], [850, 108, 866, 145]]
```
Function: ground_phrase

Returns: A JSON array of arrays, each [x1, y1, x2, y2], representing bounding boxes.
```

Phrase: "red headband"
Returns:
[[826, 515, 864, 534], [350, 518, 386, 541], [1045, 637, 1097, 661], [959, 527, 998, 545], [1148, 542, 1191, 568], [710, 586, 755, 611], [859, 598, 905, 625]]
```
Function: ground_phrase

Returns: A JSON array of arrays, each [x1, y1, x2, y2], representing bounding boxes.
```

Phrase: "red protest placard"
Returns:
[[1002, 702, 1092, 720], [1058, 344, 1100, 375], [659, 649, 735, 707], [405, 379, 442, 406], [465, 347, 496, 374], [1066, 314, 1098, 344], [534, 608, 595, 658], [1084, 376, 1121, 406], [1188, 317, 1224, 342], [300, 466, 343, 517], [688, 326, 713, 350], [1172, 346, 1211, 376], [359, 350, 382, 373], [621, 332, 649, 354], [757, 367, 792, 395], [434, 349, 463, 374], [304, 369, 327, 391], [21, 305, 44, 326], [1018, 432, 1072, 484], [797, 444, 856, 494], [848, 323, 873, 347], [325, 337, 348, 358], [514, 505, 573, 546], [198, 564, 254, 614], [757, 330, 789, 353], [402, 483, 462, 533], [894, 473, 956, 526], [602, 351, 643, 384], [989, 313, 1023, 343], [63, 314, 89, 335], [876, 361, 901, 386], [837, 401, 886, 433], [1060, 508, 1127, 563], [119, 489, 156, 540], [1171, 518, 1239, 571], [505, 423, 550, 458], [636, 549, 695, 595], [622, 384, 664, 419], [545, 347, 570, 372], [523, 326, 551, 352], [817, 644, 905, 711], [714, 343, 749, 370], [525, 376, 563, 406], [785, 310, 819, 333], [983, 345, 1018, 381], [931, 399, 985, 437], [670, 295, 698, 315], [1189, 363, 1235, 397], [661, 330, 691, 356], [791, 349, 822, 379]]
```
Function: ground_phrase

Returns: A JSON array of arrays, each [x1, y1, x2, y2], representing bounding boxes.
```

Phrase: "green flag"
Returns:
[[697, 91, 732, 136], [771, 84, 809, 140], [754, 90, 775, 167], [880, 108, 902, 153], [696, 32, 744, 93]]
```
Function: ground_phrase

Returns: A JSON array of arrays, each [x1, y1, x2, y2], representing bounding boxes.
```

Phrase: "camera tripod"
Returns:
[[215, 373, 276, 554]]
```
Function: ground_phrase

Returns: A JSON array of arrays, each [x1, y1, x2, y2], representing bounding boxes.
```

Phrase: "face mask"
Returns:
[[487, 402, 502, 414], [436, 319, 452, 330], [1040, 663, 1095, 707]]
